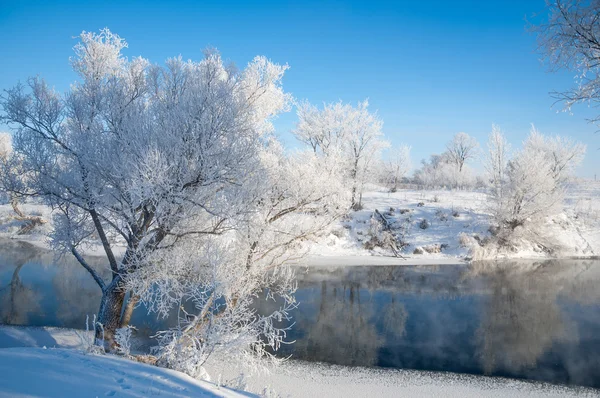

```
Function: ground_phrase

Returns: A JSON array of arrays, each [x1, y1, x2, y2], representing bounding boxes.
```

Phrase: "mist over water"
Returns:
[[0, 238, 599, 388]]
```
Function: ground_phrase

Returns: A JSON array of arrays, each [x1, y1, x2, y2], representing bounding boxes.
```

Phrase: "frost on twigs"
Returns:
[[133, 239, 299, 378], [293, 100, 388, 210], [0, 132, 47, 234], [115, 326, 135, 357], [480, 125, 586, 257]]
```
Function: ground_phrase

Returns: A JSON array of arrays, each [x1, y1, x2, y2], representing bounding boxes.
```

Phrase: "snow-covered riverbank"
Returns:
[[305, 180, 600, 263], [0, 325, 597, 398], [0, 347, 247, 398], [0, 326, 247, 398], [0, 180, 598, 264]]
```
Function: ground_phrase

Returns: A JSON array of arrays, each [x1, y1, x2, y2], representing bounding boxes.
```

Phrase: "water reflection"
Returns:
[[474, 262, 576, 375], [0, 239, 599, 388], [291, 281, 386, 366], [263, 260, 600, 388], [0, 239, 108, 329]]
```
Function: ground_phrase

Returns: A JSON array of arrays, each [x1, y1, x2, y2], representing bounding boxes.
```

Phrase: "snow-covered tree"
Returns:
[[0, 132, 46, 232], [484, 125, 511, 203], [0, 133, 11, 160], [144, 144, 349, 375], [0, 29, 347, 372], [293, 100, 388, 209], [445, 132, 479, 173], [535, 0, 600, 124], [414, 152, 476, 189], [489, 126, 585, 247], [413, 132, 478, 190], [382, 144, 411, 192]]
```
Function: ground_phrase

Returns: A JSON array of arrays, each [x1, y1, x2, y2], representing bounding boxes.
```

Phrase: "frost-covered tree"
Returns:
[[535, 0, 600, 123], [0, 29, 347, 371], [294, 100, 388, 209], [382, 144, 411, 192], [414, 152, 476, 189], [413, 132, 478, 190], [446, 132, 479, 173], [484, 125, 511, 203], [0, 132, 46, 233], [489, 126, 585, 247], [143, 144, 349, 375]]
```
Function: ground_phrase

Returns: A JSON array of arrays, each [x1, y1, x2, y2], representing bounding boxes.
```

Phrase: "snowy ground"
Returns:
[[305, 179, 600, 263], [0, 347, 248, 398], [0, 180, 597, 265], [206, 359, 600, 398], [1, 325, 597, 398], [0, 326, 248, 398]]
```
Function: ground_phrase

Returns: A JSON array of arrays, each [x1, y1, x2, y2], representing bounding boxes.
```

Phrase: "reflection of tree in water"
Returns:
[[382, 294, 407, 338], [51, 257, 108, 328], [293, 281, 382, 366], [0, 239, 108, 328], [0, 242, 41, 324], [292, 274, 408, 367], [473, 261, 577, 374]]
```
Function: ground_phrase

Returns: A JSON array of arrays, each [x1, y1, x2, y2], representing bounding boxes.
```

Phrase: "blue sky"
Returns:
[[0, 0, 598, 178]]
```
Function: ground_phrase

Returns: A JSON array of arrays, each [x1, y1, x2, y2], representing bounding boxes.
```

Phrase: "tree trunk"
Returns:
[[95, 276, 125, 351], [350, 159, 360, 210], [120, 294, 139, 328]]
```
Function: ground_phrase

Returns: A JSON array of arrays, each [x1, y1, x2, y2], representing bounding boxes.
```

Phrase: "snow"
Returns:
[[205, 358, 599, 398], [0, 202, 127, 258], [0, 325, 597, 398], [0, 347, 248, 398], [0, 325, 91, 350], [0, 325, 249, 397], [305, 180, 600, 262], [296, 254, 465, 267], [1, 180, 598, 265]]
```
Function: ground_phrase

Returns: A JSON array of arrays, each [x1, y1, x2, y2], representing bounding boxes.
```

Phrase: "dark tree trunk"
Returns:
[[95, 276, 125, 351]]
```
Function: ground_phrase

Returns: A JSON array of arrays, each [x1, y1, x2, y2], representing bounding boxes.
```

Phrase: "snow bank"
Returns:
[[0, 326, 248, 397], [0, 180, 598, 265], [306, 181, 600, 262], [0, 325, 92, 350], [0, 325, 596, 397], [0, 347, 248, 398]]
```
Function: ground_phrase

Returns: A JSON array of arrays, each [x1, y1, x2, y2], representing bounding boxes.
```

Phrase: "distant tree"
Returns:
[[383, 144, 411, 192], [413, 152, 476, 190], [484, 125, 511, 204], [0, 132, 46, 233], [294, 100, 388, 209], [535, 0, 600, 123], [446, 132, 479, 173]]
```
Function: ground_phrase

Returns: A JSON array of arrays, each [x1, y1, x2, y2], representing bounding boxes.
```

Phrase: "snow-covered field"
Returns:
[[1, 180, 598, 264], [0, 326, 247, 398], [305, 179, 600, 264], [0, 348, 247, 398], [1, 325, 597, 398]]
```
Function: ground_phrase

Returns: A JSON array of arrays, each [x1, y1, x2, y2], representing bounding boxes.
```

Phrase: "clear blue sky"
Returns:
[[0, 0, 598, 178]]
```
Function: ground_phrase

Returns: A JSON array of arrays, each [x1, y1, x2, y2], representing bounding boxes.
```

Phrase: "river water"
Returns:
[[1, 239, 599, 388]]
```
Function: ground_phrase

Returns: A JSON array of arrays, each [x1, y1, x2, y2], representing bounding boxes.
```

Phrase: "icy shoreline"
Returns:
[[0, 325, 597, 398]]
